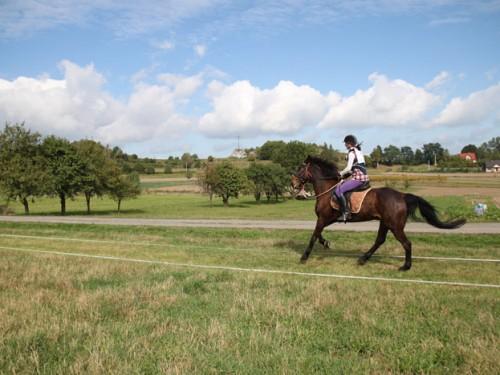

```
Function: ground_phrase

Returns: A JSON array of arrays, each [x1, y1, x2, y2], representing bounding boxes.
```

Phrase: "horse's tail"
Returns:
[[404, 194, 466, 229]]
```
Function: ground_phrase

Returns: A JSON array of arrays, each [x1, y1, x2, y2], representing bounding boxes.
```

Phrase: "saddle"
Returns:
[[330, 182, 372, 214]]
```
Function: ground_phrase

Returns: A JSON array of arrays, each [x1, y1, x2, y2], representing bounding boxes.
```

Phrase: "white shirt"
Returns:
[[341, 148, 365, 176]]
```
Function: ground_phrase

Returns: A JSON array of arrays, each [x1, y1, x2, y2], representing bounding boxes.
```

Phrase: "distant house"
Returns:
[[459, 152, 477, 163], [230, 148, 247, 159], [485, 160, 500, 173]]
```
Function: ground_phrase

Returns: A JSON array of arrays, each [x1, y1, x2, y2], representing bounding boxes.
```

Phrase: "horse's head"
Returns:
[[291, 156, 340, 197], [291, 162, 312, 192]]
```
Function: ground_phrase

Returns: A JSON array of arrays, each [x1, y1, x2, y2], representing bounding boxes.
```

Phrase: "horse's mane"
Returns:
[[305, 155, 339, 176]]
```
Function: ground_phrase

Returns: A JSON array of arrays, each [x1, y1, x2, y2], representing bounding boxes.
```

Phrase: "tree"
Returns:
[[197, 161, 219, 204], [319, 143, 341, 163], [258, 140, 286, 160], [245, 163, 268, 202], [265, 163, 289, 201], [74, 140, 115, 214], [107, 172, 141, 212], [370, 145, 383, 168], [461, 144, 478, 154], [0, 123, 46, 213], [272, 141, 317, 171], [400, 146, 414, 165], [42, 136, 88, 215], [213, 162, 247, 206], [383, 145, 401, 165], [181, 152, 194, 177], [414, 149, 425, 164], [422, 143, 446, 165], [478, 137, 500, 160]]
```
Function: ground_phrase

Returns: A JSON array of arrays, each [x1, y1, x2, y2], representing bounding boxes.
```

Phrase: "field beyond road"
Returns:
[[0, 222, 498, 374]]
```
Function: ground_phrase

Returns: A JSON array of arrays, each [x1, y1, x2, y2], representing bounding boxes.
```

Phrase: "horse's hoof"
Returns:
[[358, 256, 367, 265], [398, 264, 411, 271], [323, 241, 330, 249], [300, 257, 308, 264]]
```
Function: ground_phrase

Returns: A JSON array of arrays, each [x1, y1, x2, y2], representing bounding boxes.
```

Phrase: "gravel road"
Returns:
[[1, 216, 499, 234]]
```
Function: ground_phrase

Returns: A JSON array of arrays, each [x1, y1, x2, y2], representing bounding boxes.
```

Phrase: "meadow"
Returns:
[[5, 191, 500, 223], [0, 222, 498, 374]]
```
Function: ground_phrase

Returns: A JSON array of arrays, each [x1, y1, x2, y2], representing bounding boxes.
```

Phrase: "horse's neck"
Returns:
[[311, 174, 338, 196]]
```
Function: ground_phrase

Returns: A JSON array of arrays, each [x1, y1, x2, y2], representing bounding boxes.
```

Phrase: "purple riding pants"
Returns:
[[335, 179, 364, 196]]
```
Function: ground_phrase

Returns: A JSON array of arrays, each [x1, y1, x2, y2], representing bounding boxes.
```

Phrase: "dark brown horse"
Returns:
[[291, 156, 466, 270]]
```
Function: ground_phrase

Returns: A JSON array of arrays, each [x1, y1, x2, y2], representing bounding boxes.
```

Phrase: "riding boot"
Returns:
[[338, 194, 351, 223]]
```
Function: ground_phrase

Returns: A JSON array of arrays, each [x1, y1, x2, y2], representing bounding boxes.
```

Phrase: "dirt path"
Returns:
[[1, 216, 499, 234]]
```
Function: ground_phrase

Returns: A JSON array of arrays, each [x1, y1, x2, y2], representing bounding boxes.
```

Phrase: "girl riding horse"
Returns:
[[335, 134, 369, 222]]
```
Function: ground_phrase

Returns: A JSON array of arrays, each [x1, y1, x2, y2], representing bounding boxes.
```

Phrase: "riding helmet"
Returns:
[[343, 134, 357, 145]]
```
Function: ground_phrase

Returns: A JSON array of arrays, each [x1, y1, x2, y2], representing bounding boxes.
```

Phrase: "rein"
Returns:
[[302, 180, 342, 200]]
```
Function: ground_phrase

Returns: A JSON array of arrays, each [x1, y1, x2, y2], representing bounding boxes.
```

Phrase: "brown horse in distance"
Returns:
[[291, 156, 466, 270]]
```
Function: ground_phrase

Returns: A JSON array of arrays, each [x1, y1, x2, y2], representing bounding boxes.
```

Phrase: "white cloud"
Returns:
[[425, 71, 450, 90], [194, 44, 207, 57], [157, 73, 204, 98], [199, 80, 329, 138], [96, 83, 194, 144], [0, 60, 201, 145], [431, 83, 500, 127], [0, 60, 121, 138], [152, 39, 175, 50], [319, 73, 440, 129]]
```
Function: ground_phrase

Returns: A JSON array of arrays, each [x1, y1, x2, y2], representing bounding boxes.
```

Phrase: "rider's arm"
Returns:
[[340, 151, 355, 177]]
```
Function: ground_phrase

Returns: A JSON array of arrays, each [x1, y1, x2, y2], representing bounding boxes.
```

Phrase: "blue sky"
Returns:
[[1, 0, 499, 157]]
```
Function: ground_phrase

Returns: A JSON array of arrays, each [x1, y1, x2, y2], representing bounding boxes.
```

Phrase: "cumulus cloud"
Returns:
[[430, 83, 500, 127], [0, 60, 121, 138], [318, 73, 440, 129], [0, 60, 200, 145], [198, 80, 329, 138]]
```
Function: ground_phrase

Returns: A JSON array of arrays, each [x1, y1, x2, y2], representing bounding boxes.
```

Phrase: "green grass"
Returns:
[[0, 222, 498, 374], [140, 180, 196, 189], [5, 191, 500, 222]]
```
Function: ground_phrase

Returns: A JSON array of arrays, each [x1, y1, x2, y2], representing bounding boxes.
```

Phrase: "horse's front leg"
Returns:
[[300, 221, 325, 263]]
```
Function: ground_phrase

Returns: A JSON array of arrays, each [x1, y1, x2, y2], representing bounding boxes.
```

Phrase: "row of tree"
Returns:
[[0, 123, 141, 214], [197, 161, 290, 206], [369, 138, 500, 167], [253, 138, 500, 169]]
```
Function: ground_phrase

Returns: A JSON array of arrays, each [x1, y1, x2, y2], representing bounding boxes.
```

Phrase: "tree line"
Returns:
[[0, 123, 140, 214], [369, 139, 500, 168], [254, 138, 500, 169]]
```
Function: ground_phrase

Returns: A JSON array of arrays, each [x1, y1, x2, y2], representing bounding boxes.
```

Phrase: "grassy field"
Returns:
[[5, 191, 500, 222], [0, 222, 498, 374]]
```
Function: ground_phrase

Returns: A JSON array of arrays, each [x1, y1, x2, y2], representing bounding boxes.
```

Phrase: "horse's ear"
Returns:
[[305, 155, 311, 162]]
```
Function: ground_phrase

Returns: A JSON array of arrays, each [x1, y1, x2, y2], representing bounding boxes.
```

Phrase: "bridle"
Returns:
[[294, 162, 313, 185], [293, 163, 342, 200]]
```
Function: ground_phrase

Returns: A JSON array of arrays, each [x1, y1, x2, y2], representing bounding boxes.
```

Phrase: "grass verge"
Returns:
[[0, 222, 499, 374]]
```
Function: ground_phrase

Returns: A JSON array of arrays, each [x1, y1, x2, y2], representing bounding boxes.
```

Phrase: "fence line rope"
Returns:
[[1, 245, 499, 289]]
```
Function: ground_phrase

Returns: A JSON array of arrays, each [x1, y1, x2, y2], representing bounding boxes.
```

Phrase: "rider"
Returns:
[[334, 134, 369, 222]]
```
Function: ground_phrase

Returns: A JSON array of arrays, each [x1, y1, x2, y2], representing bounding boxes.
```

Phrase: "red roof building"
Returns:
[[459, 152, 477, 163]]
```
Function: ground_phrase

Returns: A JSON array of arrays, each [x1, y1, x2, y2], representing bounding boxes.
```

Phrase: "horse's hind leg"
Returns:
[[358, 222, 388, 265], [318, 234, 330, 249], [391, 227, 412, 271]]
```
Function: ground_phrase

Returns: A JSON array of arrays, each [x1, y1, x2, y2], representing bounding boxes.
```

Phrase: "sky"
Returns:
[[0, 0, 499, 158]]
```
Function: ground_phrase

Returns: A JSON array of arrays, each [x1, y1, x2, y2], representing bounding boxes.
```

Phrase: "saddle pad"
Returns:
[[330, 188, 372, 214]]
